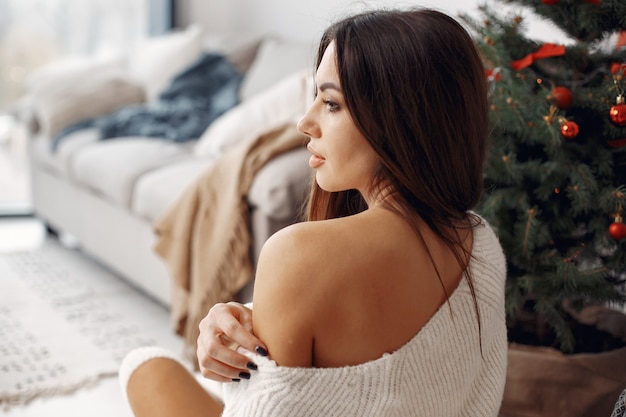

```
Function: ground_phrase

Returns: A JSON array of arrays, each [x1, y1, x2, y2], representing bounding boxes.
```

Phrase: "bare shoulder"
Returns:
[[259, 218, 351, 268], [253, 218, 353, 308], [256, 215, 377, 290], [251, 219, 344, 367], [253, 209, 474, 368]]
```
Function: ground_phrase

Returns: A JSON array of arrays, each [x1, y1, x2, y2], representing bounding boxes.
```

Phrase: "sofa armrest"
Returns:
[[248, 146, 311, 220], [21, 55, 145, 137], [31, 68, 146, 138]]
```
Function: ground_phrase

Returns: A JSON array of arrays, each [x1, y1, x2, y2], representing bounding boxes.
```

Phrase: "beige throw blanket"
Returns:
[[154, 122, 307, 352]]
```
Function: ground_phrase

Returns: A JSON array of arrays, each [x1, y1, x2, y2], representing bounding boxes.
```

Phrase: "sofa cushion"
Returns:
[[195, 70, 312, 159], [134, 149, 314, 224], [203, 33, 263, 75], [129, 25, 204, 102], [30, 128, 100, 175], [239, 38, 314, 101], [131, 157, 213, 222], [69, 138, 192, 207]]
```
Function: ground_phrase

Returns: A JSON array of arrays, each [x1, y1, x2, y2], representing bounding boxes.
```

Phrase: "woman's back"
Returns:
[[223, 215, 508, 417], [252, 207, 472, 368]]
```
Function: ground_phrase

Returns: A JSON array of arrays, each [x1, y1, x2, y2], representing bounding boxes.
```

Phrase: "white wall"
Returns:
[[176, 0, 571, 45]]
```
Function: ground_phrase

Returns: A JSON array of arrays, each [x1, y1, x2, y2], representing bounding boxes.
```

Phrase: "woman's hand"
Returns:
[[197, 302, 268, 382]]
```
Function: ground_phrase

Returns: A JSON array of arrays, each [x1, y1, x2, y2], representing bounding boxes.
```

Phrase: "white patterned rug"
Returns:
[[0, 240, 182, 409]]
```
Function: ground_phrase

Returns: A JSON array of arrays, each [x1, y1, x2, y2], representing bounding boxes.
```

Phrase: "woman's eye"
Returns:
[[323, 99, 339, 112]]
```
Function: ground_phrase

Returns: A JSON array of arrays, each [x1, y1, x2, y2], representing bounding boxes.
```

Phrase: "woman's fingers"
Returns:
[[196, 302, 267, 382], [218, 302, 266, 353]]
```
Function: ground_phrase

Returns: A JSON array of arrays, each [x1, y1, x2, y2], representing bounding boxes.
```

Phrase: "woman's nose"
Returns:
[[297, 107, 319, 138], [296, 116, 308, 136]]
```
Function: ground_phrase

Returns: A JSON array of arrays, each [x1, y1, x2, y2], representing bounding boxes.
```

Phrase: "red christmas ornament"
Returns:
[[609, 216, 626, 240], [486, 68, 502, 82], [609, 95, 626, 126], [585, 0, 601, 4], [547, 86, 573, 109], [542, 0, 559, 4], [560, 120, 579, 139]]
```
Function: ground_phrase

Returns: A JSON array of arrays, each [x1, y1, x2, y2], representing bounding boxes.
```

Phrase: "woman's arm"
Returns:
[[197, 222, 321, 376], [252, 223, 319, 367]]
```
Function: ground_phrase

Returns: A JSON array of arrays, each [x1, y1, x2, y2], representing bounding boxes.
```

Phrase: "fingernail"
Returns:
[[238, 372, 251, 379], [246, 362, 258, 371], [255, 346, 268, 356], [232, 378, 241, 382]]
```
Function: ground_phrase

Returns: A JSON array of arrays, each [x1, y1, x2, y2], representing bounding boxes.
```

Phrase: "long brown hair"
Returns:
[[305, 8, 490, 333]]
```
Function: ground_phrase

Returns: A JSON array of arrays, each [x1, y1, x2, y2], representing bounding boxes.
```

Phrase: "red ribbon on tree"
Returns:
[[611, 63, 626, 74], [616, 31, 626, 51], [511, 43, 566, 71]]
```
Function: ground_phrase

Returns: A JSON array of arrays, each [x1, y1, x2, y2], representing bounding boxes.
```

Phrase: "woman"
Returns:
[[120, 8, 508, 417]]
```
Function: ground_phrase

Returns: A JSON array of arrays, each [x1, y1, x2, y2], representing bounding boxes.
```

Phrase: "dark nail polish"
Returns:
[[231, 378, 241, 382], [255, 346, 268, 356], [238, 371, 251, 379], [246, 362, 258, 371]]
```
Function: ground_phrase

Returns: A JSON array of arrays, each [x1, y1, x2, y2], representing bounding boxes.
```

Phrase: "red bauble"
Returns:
[[560, 120, 579, 139], [542, 0, 559, 4], [585, 0, 601, 4], [609, 97, 626, 126], [486, 68, 502, 82], [547, 86, 573, 109], [609, 220, 626, 240]]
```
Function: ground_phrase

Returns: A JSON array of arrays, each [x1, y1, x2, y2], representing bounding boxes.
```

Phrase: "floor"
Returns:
[[0, 217, 186, 417], [0, 125, 224, 416], [1, 117, 168, 416]]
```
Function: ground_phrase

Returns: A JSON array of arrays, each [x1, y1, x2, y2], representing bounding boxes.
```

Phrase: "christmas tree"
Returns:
[[461, 0, 626, 353]]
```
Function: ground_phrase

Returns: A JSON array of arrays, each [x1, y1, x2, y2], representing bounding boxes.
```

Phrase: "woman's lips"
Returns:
[[307, 144, 325, 168]]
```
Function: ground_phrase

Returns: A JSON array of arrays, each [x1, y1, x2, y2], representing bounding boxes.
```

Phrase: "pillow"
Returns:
[[32, 67, 145, 138], [203, 33, 264, 75], [194, 69, 313, 159], [239, 38, 314, 101], [129, 25, 203, 102]]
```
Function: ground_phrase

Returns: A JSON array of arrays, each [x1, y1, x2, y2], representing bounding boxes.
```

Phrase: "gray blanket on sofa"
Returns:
[[51, 52, 243, 151]]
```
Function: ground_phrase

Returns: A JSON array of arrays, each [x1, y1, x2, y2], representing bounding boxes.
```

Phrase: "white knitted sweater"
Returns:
[[221, 220, 508, 417]]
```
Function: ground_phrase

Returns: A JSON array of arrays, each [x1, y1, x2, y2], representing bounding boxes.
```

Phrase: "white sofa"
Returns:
[[17, 26, 316, 307]]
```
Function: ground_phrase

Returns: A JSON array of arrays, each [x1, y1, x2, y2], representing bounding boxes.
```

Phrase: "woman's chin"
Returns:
[[315, 176, 346, 193]]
